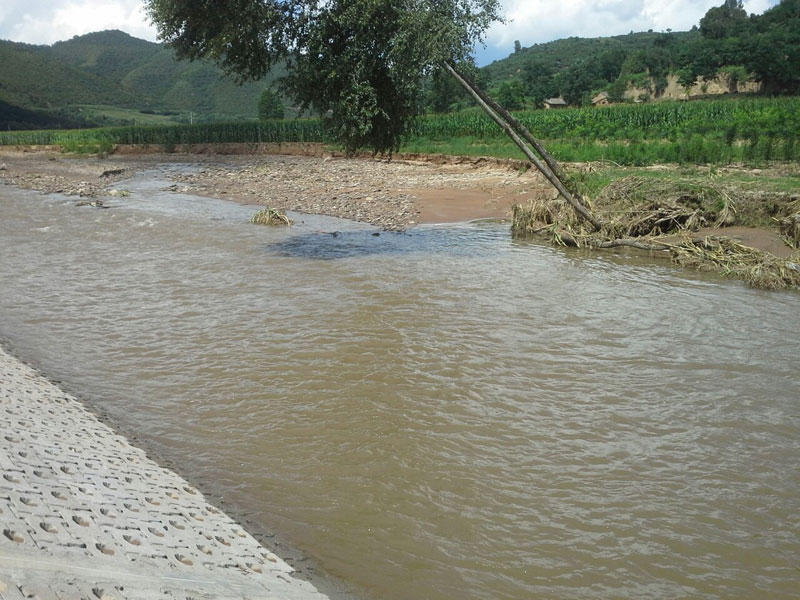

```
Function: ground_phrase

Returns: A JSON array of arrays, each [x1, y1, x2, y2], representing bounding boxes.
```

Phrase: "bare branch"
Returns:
[[443, 62, 604, 232]]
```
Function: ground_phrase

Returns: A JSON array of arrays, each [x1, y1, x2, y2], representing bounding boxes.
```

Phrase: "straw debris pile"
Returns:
[[512, 175, 800, 290], [250, 207, 293, 226], [776, 211, 800, 249], [671, 236, 800, 291]]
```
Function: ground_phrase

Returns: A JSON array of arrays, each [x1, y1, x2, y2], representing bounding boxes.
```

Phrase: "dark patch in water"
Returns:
[[266, 227, 501, 260]]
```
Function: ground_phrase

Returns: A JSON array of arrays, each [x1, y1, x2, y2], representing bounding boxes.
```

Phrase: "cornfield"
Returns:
[[1, 96, 798, 165], [409, 96, 800, 142], [0, 119, 325, 147]]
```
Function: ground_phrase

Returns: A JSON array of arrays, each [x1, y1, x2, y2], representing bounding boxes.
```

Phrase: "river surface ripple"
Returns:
[[1, 169, 799, 600]]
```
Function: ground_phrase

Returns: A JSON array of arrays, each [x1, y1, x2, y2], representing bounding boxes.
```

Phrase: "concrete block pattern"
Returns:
[[0, 347, 328, 599]]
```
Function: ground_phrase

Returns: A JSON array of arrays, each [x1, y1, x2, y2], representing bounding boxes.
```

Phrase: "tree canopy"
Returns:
[[699, 0, 748, 39], [146, 0, 501, 153]]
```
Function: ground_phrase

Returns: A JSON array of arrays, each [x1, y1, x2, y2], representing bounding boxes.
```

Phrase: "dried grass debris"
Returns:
[[511, 174, 800, 290], [776, 212, 800, 249], [510, 198, 577, 237], [250, 207, 292, 226], [670, 236, 800, 290]]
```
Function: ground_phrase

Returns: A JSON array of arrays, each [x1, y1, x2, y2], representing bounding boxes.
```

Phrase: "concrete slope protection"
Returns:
[[0, 345, 329, 600]]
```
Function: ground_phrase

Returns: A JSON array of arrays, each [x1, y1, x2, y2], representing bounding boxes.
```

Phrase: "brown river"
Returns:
[[1, 167, 799, 599]]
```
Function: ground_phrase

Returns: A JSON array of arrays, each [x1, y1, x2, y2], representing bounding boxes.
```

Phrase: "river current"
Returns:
[[1, 168, 798, 599]]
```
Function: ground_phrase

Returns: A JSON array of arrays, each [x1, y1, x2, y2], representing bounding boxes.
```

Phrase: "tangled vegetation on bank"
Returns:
[[511, 172, 800, 290]]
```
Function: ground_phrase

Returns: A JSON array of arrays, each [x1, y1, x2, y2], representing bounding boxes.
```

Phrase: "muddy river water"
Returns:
[[1, 168, 799, 599]]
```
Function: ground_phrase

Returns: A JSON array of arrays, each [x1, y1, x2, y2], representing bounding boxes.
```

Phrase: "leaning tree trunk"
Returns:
[[442, 62, 604, 232]]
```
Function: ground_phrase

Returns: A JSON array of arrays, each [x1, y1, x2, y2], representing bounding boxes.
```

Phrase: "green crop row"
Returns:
[[1, 96, 798, 166], [0, 119, 325, 147], [400, 134, 800, 166], [410, 96, 800, 142]]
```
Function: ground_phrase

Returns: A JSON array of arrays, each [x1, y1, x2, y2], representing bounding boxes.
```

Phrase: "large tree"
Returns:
[[146, 0, 500, 154], [744, 0, 800, 94]]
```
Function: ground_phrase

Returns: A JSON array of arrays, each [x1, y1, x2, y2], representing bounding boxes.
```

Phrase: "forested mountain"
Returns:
[[432, 0, 799, 111], [0, 39, 136, 108], [481, 30, 698, 83], [0, 30, 280, 129], [474, 30, 700, 108], [50, 30, 162, 83]]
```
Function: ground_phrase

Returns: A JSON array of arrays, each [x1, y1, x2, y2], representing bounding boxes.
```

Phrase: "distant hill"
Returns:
[[120, 49, 286, 116], [0, 30, 281, 129], [0, 38, 136, 108], [50, 30, 162, 83], [469, 0, 799, 109], [481, 30, 698, 83], [418, 29, 703, 113], [2, 0, 798, 130]]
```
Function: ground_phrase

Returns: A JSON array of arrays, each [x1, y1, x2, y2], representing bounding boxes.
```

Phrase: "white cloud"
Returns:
[[2, 1, 157, 45], [0, 0, 780, 57], [741, 0, 774, 12]]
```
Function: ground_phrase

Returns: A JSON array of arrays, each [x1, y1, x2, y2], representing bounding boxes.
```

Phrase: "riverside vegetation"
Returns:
[[512, 168, 800, 290]]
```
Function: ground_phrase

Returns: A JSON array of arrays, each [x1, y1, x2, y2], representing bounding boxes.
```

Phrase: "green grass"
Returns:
[[402, 97, 800, 165], [399, 135, 798, 166], [410, 97, 800, 142], [74, 105, 181, 126], [398, 136, 523, 158], [58, 137, 115, 154], [573, 165, 800, 195]]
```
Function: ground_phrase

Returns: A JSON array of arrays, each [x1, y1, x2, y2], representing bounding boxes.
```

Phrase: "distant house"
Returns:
[[592, 92, 610, 106], [543, 97, 567, 109]]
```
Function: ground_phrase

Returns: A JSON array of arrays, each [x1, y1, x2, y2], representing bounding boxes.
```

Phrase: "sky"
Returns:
[[0, 0, 782, 66]]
